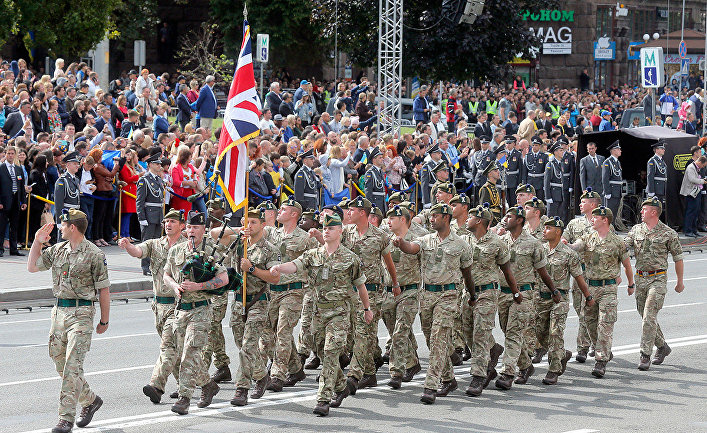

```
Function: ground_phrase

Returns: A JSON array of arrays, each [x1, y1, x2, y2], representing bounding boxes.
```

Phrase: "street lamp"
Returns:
[[643, 33, 660, 123]]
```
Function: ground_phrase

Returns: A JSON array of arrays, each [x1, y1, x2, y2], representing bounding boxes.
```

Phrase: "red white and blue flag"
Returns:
[[215, 20, 262, 211]]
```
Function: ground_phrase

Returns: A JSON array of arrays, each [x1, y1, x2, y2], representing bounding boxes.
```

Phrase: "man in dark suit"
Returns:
[[266, 82, 283, 116], [579, 141, 605, 194], [0, 146, 26, 257], [2, 101, 31, 138], [194, 75, 218, 131], [279, 93, 294, 118], [176, 84, 192, 131], [95, 107, 117, 139], [102, 93, 124, 131], [473, 111, 492, 139]]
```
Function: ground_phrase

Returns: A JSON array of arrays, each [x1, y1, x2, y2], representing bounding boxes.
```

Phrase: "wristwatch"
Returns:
[[628, 283, 636, 289], [99, 320, 109, 326], [513, 292, 520, 299], [552, 289, 560, 296], [363, 307, 370, 311], [586, 295, 593, 302], [248, 265, 255, 274]]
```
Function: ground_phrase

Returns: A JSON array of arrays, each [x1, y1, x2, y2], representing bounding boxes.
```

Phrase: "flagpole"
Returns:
[[242, 169, 249, 316]]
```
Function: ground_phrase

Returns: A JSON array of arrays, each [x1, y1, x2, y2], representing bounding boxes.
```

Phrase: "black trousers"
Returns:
[[0, 195, 20, 253]]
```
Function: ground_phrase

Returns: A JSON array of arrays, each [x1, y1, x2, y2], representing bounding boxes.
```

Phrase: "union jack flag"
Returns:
[[215, 20, 262, 211]]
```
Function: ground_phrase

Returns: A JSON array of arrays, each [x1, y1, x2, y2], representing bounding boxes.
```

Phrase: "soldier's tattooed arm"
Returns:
[[199, 271, 229, 291]]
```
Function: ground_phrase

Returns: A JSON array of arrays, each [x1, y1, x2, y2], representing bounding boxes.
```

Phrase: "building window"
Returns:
[[596, 6, 612, 37], [631, 10, 654, 41]]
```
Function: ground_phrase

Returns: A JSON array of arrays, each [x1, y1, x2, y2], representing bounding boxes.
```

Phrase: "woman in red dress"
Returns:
[[119, 149, 140, 238], [170, 146, 197, 212]]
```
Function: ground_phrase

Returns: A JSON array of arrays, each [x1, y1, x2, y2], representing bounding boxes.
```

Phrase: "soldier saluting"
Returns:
[[364, 146, 387, 213], [294, 149, 320, 211], [646, 140, 667, 209], [28, 210, 110, 433], [54, 152, 82, 222], [136, 152, 166, 275], [602, 140, 623, 228]]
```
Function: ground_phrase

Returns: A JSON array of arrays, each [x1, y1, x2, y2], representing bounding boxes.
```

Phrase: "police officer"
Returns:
[[294, 149, 320, 211], [136, 153, 165, 275], [559, 136, 576, 223], [471, 136, 493, 205], [364, 146, 387, 213], [28, 210, 111, 433], [54, 152, 82, 224], [504, 135, 523, 207], [602, 140, 623, 228], [646, 140, 667, 208], [479, 161, 503, 226], [523, 136, 547, 201], [420, 144, 443, 209], [545, 141, 565, 220]]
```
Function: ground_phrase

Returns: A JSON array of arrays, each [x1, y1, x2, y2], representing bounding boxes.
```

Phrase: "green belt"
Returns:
[[235, 292, 269, 303], [353, 283, 380, 293], [500, 284, 533, 294], [270, 282, 304, 292], [177, 300, 210, 310], [474, 283, 498, 293], [425, 283, 456, 292], [588, 278, 617, 287], [539, 289, 568, 299], [55, 298, 93, 307], [385, 284, 419, 293], [154, 296, 175, 304], [317, 299, 348, 309]]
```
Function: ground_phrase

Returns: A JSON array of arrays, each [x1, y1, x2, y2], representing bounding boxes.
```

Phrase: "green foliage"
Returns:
[[175, 23, 235, 83]]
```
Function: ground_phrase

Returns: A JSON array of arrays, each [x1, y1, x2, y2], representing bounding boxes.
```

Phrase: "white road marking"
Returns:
[[6, 332, 156, 349], [560, 430, 599, 433], [0, 317, 50, 325], [0, 365, 153, 387], [566, 301, 704, 320]]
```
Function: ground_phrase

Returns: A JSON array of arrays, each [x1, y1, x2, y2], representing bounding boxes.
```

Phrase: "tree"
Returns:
[[312, 0, 558, 82], [175, 23, 234, 84], [0, 0, 121, 58]]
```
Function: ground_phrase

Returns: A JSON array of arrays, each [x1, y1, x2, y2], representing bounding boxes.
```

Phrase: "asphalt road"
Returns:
[[2, 253, 707, 433]]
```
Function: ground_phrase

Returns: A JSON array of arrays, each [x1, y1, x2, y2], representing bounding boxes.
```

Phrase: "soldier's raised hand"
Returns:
[[117, 237, 132, 249], [35, 223, 54, 244]]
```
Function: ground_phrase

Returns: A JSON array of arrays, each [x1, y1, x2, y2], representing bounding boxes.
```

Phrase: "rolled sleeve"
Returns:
[[137, 241, 152, 260], [36, 245, 57, 272], [93, 252, 111, 291]]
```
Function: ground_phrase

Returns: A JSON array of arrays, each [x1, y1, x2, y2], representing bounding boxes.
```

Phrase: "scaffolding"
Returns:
[[377, 0, 403, 136]]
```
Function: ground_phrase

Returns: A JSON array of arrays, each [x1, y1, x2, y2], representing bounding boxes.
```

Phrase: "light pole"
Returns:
[[334, 0, 338, 83], [644, 32, 661, 124]]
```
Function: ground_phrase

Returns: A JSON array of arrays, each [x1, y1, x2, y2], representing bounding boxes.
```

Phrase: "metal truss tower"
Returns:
[[377, 0, 403, 136]]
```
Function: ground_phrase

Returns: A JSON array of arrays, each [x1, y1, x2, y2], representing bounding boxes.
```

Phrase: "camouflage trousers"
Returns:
[[452, 289, 466, 350], [348, 289, 383, 380], [49, 306, 96, 424], [523, 288, 540, 353], [467, 287, 498, 377], [313, 301, 350, 403], [233, 300, 269, 389], [584, 284, 618, 362], [297, 289, 315, 356], [572, 279, 591, 352], [173, 304, 212, 399], [150, 302, 180, 392], [497, 290, 532, 375], [636, 274, 667, 356], [202, 293, 230, 370], [419, 289, 457, 390], [265, 288, 305, 381], [381, 288, 419, 377], [535, 293, 570, 373]]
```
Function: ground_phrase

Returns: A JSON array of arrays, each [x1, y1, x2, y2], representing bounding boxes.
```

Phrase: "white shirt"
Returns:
[[79, 169, 95, 194]]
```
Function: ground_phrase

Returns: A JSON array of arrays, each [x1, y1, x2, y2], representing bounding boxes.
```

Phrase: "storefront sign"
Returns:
[[523, 9, 574, 55], [594, 38, 616, 60]]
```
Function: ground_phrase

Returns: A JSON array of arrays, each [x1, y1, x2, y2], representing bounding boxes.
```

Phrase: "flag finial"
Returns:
[[243, 2, 248, 20]]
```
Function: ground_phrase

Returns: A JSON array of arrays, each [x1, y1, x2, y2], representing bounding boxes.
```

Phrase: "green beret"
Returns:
[[282, 196, 303, 212], [437, 182, 456, 195], [187, 210, 206, 226], [164, 209, 185, 222], [59, 209, 87, 223], [506, 205, 526, 218], [524, 197, 546, 213], [642, 196, 663, 213], [338, 198, 350, 209], [388, 192, 405, 204], [349, 196, 372, 210], [386, 204, 410, 218], [544, 215, 565, 229], [246, 208, 265, 220], [323, 213, 342, 227], [580, 187, 601, 200], [256, 200, 277, 211], [301, 210, 317, 220], [515, 183, 536, 195], [591, 206, 613, 222], [432, 160, 448, 174], [469, 204, 493, 221], [449, 193, 471, 206], [430, 203, 452, 216], [370, 206, 383, 218], [399, 201, 415, 212], [207, 199, 224, 210]]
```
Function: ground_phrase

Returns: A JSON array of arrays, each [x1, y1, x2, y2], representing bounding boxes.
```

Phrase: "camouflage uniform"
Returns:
[[563, 215, 593, 353], [231, 236, 279, 390], [463, 231, 508, 377], [415, 208, 433, 232], [624, 220, 682, 356], [524, 215, 548, 354], [414, 230, 473, 389], [137, 234, 187, 392], [381, 229, 422, 379], [297, 289, 315, 358], [293, 244, 366, 403], [166, 239, 224, 399], [498, 230, 547, 375], [39, 239, 110, 424], [264, 226, 318, 381], [203, 293, 229, 370], [537, 241, 582, 372], [574, 230, 628, 362], [343, 223, 392, 381], [450, 219, 470, 351]]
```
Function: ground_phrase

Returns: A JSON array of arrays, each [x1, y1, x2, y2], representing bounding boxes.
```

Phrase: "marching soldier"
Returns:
[[523, 136, 547, 201], [564, 188, 601, 363], [28, 211, 111, 433], [523, 197, 548, 363], [118, 210, 187, 403], [136, 153, 166, 275], [624, 197, 684, 371], [430, 160, 452, 205], [364, 146, 387, 213], [394, 203, 474, 404], [602, 141, 623, 228], [515, 184, 536, 210], [494, 206, 557, 389], [567, 206, 634, 378], [450, 193, 472, 361], [479, 161, 503, 226], [381, 205, 423, 389], [524, 197, 547, 240], [230, 208, 280, 406], [420, 144, 444, 209], [545, 141, 565, 220], [538, 217, 593, 385], [270, 213, 374, 416], [256, 200, 278, 227], [646, 140, 667, 209], [470, 136, 493, 205], [294, 149, 321, 211], [559, 136, 576, 223], [163, 211, 226, 415], [414, 182, 456, 231], [504, 135, 524, 207]]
